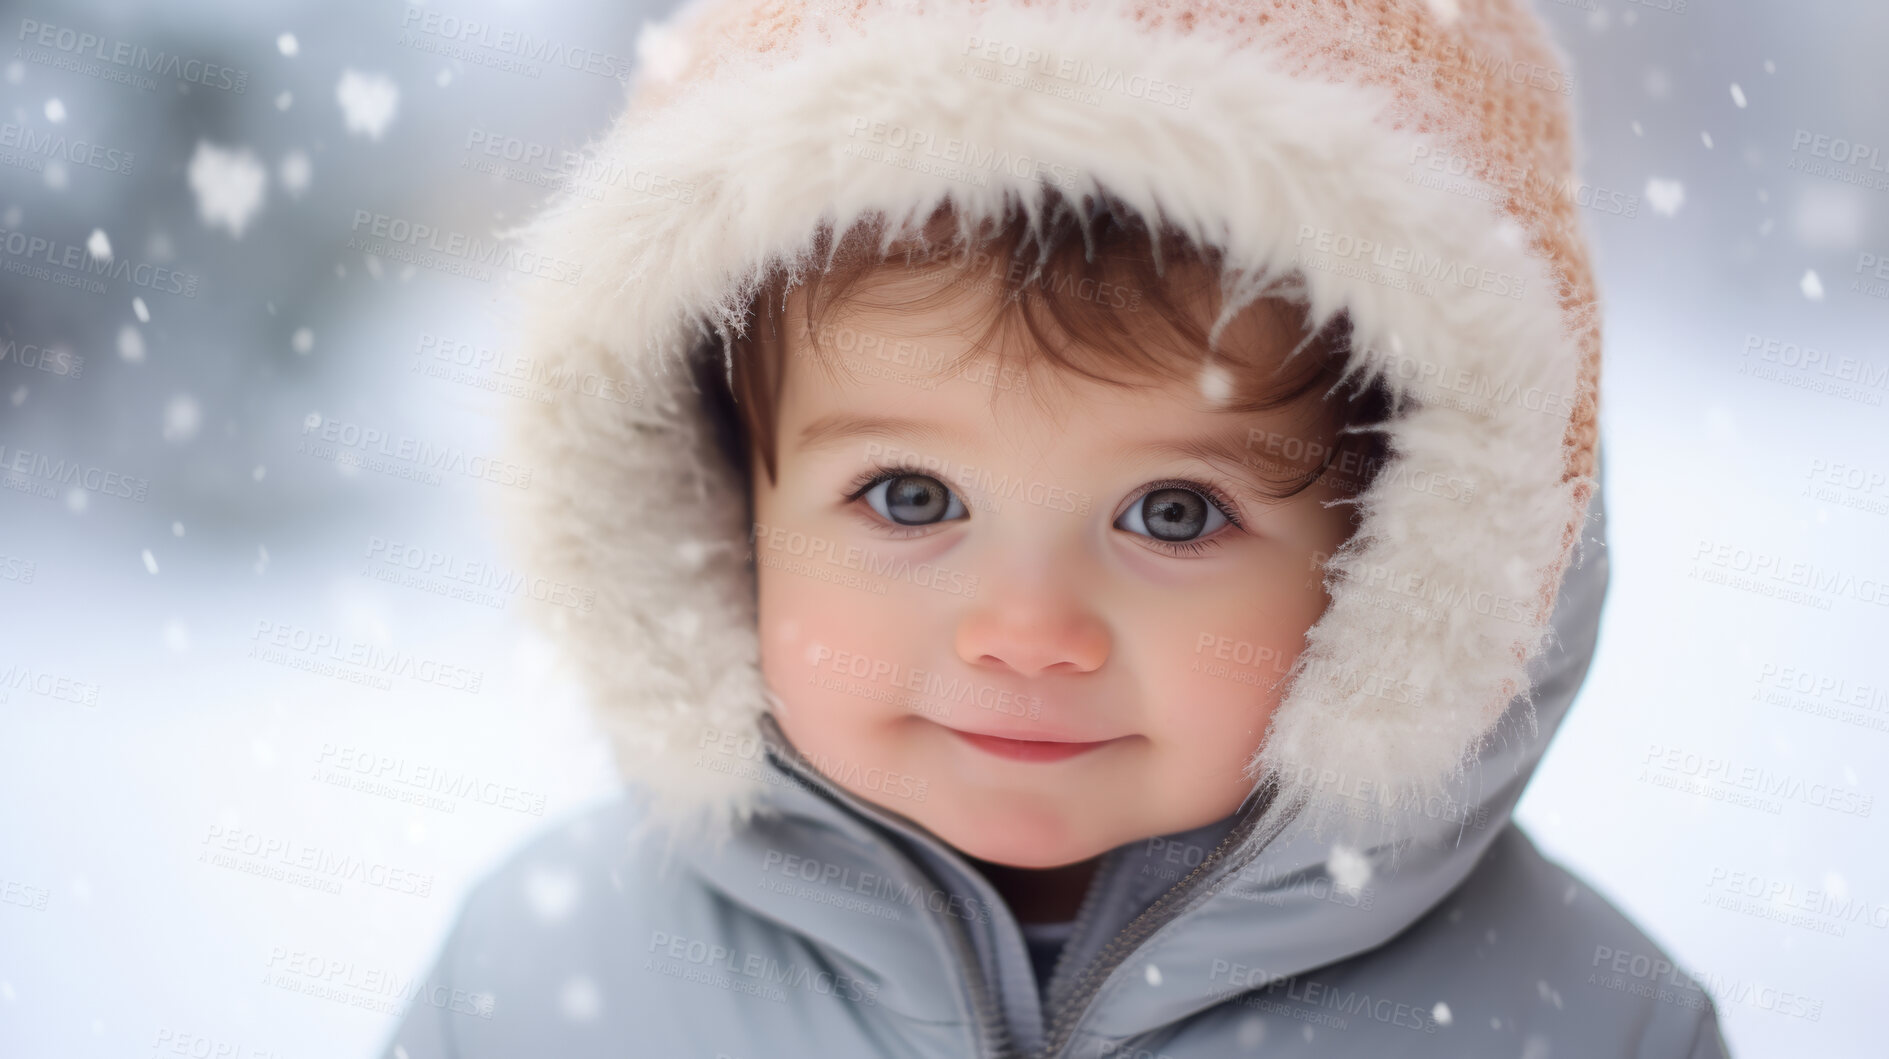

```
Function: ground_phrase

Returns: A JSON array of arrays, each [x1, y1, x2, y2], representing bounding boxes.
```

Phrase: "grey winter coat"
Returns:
[[377, 0, 1731, 1054], [377, 468, 1729, 1059]]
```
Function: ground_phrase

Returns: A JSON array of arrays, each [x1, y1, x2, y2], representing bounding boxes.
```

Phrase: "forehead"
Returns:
[[775, 284, 1338, 481]]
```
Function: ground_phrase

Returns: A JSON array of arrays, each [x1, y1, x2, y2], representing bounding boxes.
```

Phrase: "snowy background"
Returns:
[[0, 1, 1884, 1056]]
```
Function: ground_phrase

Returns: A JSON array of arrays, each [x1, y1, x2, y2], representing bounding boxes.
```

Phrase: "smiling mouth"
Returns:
[[948, 729, 1125, 763]]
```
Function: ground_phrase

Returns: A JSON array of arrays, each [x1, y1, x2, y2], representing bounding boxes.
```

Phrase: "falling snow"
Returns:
[[188, 141, 268, 238], [525, 865, 581, 922], [86, 229, 112, 261], [1644, 178, 1685, 217], [277, 33, 300, 57], [1326, 844, 1372, 895], [44, 97, 66, 123], [117, 325, 146, 363], [1800, 270, 1824, 301], [1432, 1001, 1452, 1026], [280, 151, 313, 198], [141, 549, 159, 575], [336, 69, 400, 140], [560, 976, 602, 1021], [163, 394, 202, 442], [291, 327, 315, 355], [1196, 361, 1234, 405]]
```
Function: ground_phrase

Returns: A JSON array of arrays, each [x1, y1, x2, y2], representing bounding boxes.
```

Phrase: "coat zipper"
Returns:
[[756, 714, 1300, 1059], [759, 726, 1018, 1059], [1039, 843, 1125, 1011], [1032, 780, 1300, 1059]]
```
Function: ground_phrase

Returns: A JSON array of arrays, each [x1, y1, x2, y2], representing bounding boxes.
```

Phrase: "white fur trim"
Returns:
[[500, 1, 1593, 841]]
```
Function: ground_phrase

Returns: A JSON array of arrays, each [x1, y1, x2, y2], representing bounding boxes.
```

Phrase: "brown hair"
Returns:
[[713, 189, 1393, 506]]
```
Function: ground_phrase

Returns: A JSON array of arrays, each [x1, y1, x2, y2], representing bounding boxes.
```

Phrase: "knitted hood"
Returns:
[[495, 0, 1604, 844]]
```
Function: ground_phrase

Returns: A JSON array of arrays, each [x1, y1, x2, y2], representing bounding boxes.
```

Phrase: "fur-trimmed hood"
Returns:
[[494, 0, 1605, 852]]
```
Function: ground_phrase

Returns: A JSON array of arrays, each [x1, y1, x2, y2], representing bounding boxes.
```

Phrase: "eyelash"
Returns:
[[841, 464, 1247, 557]]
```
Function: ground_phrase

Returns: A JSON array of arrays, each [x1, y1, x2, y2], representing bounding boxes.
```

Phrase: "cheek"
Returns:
[[756, 561, 913, 740], [1139, 562, 1334, 752]]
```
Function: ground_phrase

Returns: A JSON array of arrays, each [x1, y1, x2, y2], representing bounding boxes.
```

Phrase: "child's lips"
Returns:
[[945, 726, 1128, 763]]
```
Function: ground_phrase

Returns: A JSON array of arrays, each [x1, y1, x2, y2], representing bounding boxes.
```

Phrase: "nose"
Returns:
[[953, 579, 1112, 677]]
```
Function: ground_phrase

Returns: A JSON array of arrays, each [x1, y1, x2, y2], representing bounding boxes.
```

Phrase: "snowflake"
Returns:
[[188, 141, 267, 238], [335, 69, 399, 140]]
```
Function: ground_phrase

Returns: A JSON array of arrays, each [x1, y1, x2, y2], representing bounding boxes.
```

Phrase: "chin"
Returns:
[[926, 803, 1112, 869]]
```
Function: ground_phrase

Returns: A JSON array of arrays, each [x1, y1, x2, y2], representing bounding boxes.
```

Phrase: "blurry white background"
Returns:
[[0, 1, 1884, 1056]]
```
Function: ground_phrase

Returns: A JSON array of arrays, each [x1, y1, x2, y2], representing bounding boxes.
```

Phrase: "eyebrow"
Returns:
[[794, 412, 1323, 496], [793, 413, 980, 455], [1120, 428, 1316, 498]]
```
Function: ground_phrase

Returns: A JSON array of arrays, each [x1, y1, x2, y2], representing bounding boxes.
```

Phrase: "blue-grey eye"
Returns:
[[866, 474, 967, 526], [1116, 487, 1228, 542]]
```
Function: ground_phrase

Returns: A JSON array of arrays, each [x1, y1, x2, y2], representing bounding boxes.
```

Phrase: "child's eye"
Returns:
[[856, 472, 968, 527], [1114, 481, 1242, 556]]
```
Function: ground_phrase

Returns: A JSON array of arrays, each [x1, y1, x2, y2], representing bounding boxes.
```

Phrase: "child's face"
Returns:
[[750, 270, 1356, 869]]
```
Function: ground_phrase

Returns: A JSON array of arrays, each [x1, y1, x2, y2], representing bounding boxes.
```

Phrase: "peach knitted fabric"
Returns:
[[631, 0, 1601, 572]]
